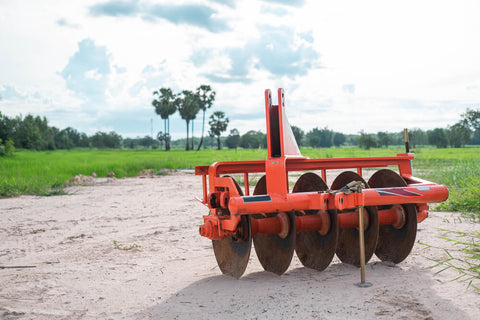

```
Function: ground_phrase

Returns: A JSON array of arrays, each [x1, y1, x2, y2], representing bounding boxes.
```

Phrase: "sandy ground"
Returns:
[[0, 170, 479, 320]]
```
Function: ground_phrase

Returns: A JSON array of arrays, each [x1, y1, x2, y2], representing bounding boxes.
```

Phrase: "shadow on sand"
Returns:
[[136, 261, 470, 320]]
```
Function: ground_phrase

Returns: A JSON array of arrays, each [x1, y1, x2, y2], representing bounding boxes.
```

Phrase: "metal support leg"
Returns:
[[356, 205, 373, 288]]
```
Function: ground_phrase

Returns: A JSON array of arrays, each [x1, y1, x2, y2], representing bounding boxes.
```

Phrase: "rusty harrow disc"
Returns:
[[331, 171, 379, 267], [252, 176, 296, 275], [368, 169, 417, 264], [293, 172, 338, 271], [212, 178, 252, 279]]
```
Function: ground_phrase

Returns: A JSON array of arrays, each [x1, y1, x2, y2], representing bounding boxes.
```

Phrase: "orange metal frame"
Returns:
[[196, 89, 449, 240]]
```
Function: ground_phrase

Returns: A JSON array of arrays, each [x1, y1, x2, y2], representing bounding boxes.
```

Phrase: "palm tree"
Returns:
[[208, 111, 229, 150], [196, 85, 216, 150], [152, 88, 177, 151], [177, 90, 200, 150]]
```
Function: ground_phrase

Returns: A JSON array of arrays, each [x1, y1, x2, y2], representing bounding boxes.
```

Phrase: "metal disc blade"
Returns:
[[212, 215, 252, 279], [368, 169, 417, 264], [212, 176, 251, 279], [331, 171, 379, 267], [252, 176, 296, 275], [293, 173, 338, 271]]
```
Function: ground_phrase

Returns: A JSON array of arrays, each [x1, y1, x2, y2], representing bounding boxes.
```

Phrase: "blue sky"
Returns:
[[1, 0, 479, 139]]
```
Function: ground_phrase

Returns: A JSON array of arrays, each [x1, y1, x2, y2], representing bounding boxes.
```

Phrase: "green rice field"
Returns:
[[1, 147, 479, 214]]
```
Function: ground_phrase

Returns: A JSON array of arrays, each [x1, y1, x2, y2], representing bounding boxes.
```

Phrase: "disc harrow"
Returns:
[[196, 88, 448, 279]]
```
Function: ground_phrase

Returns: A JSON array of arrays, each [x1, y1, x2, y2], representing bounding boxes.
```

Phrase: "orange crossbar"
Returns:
[[228, 184, 448, 215]]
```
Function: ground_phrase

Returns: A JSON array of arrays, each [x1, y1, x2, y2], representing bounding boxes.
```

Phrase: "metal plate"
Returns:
[[368, 169, 417, 264], [212, 177, 251, 279], [252, 175, 296, 275], [293, 173, 338, 271], [331, 171, 379, 267]]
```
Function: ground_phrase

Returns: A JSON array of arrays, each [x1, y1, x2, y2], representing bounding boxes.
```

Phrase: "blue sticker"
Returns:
[[242, 195, 272, 203]]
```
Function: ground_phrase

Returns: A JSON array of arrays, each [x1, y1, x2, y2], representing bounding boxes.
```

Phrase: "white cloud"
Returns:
[[0, 0, 479, 140]]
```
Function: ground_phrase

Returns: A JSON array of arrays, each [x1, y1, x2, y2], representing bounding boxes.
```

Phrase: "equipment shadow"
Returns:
[[136, 261, 471, 320]]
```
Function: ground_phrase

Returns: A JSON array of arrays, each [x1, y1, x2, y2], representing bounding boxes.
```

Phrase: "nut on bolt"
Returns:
[[209, 193, 219, 208], [199, 221, 214, 238]]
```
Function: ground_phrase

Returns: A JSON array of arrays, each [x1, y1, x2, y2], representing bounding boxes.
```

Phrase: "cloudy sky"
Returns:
[[1, 0, 479, 139]]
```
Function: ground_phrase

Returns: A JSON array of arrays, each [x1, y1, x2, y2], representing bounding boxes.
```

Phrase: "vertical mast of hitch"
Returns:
[[264, 89, 305, 198]]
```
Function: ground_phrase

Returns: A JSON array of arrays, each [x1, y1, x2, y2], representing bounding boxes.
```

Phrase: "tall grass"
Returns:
[[430, 161, 480, 214], [1, 146, 480, 215], [412, 148, 480, 215], [0, 149, 266, 197]]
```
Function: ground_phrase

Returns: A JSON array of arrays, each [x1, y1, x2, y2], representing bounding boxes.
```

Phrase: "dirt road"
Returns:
[[1, 171, 479, 319]]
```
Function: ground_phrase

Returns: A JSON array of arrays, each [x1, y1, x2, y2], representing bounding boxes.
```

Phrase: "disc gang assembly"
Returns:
[[195, 89, 449, 279]]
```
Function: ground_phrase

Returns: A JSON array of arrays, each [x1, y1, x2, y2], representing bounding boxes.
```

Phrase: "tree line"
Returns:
[[0, 109, 227, 154], [223, 108, 480, 150], [353, 108, 480, 149], [1, 98, 479, 156], [0, 112, 123, 154]]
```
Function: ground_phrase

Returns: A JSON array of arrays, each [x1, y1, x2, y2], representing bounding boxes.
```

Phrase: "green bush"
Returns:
[[0, 139, 15, 157]]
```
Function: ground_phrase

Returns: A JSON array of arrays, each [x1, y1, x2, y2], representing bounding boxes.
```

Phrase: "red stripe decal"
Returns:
[[377, 187, 422, 197]]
